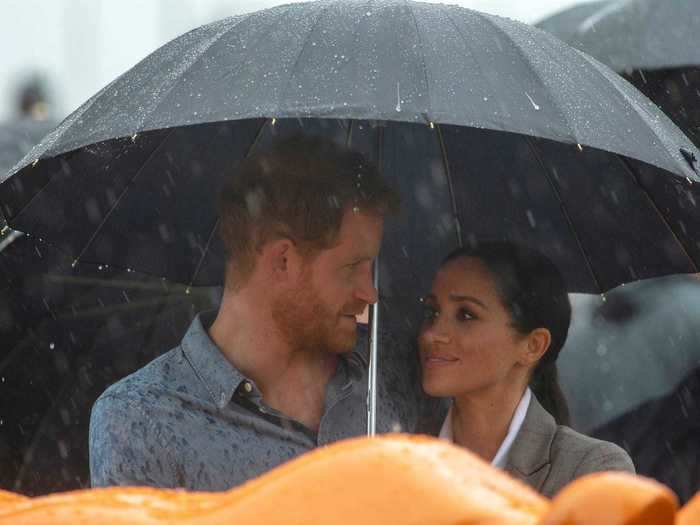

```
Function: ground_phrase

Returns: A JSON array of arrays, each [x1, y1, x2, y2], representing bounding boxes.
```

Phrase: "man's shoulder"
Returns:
[[94, 345, 199, 411]]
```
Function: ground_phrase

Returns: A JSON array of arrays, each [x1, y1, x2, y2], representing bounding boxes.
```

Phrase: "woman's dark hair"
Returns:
[[442, 241, 572, 425]]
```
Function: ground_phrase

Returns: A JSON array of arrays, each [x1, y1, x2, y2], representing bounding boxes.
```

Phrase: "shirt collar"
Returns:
[[181, 310, 248, 410], [438, 388, 532, 468], [181, 311, 365, 412]]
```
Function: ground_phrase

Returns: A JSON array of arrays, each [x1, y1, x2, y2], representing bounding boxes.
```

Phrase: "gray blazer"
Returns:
[[503, 395, 635, 498]]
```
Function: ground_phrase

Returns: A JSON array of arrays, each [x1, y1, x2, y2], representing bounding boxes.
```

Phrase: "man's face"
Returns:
[[272, 209, 384, 355]]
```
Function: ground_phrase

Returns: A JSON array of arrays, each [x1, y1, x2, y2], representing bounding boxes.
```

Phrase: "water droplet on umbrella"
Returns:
[[525, 92, 540, 111], [49, 343, 55, 350]]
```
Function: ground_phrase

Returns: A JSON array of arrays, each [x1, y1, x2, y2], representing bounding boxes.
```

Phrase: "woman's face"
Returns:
[[418, 256, 531, 398]]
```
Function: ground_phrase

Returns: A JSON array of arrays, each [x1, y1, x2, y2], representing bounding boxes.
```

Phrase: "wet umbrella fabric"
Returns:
[[534, 0, 610, 44], [0, 233, 220, 494], [557, 274, 700, 503], [536, 0, 700, 146], [0, 2, 698, 291], [0, 120, 54, 176], [0, 0, 699, 294], [549, 0, 700, 72]]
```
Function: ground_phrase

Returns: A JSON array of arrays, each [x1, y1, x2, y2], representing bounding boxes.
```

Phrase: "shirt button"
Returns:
[[243, 382, 253, 393]]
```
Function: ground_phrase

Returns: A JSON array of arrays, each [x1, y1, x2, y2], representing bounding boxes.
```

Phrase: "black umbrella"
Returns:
[[0, 233, 220, 494], [1, 0, 698, 293], [556, 274, 700, 503], [556, 0, 700, 72], [0, 120, 54, 177], [535, 0, 610, 44], [0, 119, 54, 235], [536, 0, 700, 146]]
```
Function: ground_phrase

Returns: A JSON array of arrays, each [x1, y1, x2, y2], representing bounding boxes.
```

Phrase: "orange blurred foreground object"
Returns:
[[1, 434, 698, 525], [0, 434, 547, 525], [541, 471, 678, 525], [0, 491, 27, 505], [678, 492, 700, 525]]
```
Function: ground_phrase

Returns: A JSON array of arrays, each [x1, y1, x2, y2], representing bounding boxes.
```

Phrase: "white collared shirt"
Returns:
[[438, 388, 532, 468]]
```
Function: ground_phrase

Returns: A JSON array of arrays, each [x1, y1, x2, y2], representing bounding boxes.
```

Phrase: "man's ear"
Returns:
[[519, 328, 552, 367], [259, 238, 300, 282]]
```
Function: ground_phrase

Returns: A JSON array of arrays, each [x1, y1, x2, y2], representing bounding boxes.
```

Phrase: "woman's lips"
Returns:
[[422, 355, 459, 368]]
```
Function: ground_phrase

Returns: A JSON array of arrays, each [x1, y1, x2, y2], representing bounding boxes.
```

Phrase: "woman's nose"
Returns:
[[422, 326, 450, 345]]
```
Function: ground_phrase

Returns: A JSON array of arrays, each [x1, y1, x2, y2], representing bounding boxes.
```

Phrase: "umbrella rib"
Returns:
[[405, 0, 432, 119], [524, 137, 603, 291], [72, 128, 177, 267], [187, 118, 270, 287], [616, 155, 699, 272], [276, 1, 336, 112], [435, 124, 463, 247]]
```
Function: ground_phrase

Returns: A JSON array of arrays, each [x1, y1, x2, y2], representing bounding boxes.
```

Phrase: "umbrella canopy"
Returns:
[[0, 120, 54, 177], [0, 233, 220, 494], [535, 1, 700, 145], [535, 0, 610, 44], [0, 0, 698, 294], [558, 274, 700, 503], [556, 0, 700, 72]]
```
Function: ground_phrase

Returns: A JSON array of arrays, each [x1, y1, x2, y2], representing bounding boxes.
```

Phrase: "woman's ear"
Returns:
[[520, 328, 552, 367]]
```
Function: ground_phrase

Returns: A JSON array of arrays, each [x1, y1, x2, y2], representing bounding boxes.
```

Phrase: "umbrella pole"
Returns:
[[366, 257, 380, 436]]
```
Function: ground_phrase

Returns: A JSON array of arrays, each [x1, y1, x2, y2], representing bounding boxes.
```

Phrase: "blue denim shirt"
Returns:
[[89, 310, 418, 490]]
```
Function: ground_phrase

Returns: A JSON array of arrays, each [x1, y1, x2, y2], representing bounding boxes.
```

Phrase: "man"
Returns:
[[89, 135, 400, 490]]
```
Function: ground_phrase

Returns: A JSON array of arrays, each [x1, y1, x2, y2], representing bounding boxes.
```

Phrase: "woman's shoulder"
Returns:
[[550, 423, 635, 477]]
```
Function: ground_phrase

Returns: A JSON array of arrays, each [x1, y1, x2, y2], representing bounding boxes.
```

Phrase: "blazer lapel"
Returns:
[[503, 395, 557, 491]]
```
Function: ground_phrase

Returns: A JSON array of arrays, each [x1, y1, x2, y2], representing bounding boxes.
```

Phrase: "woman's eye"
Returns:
[[456, 308, 475, 321], [422, 306, 439, 322]]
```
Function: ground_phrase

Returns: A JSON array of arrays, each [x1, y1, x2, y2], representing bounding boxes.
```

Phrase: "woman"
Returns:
[[418, 241, 634, 497]]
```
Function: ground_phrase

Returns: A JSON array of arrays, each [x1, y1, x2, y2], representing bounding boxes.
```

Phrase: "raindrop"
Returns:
[[524, 92, 540, 111], [483, 96, 488, 102], [576, 144, 583, 152], [131, 133, 138, 142], [526, 210, 536, 228], [366, 11, 372, 16], [395, 82, 402, 112], [49, 343, 55, 350], [32, 159, 39, 167]]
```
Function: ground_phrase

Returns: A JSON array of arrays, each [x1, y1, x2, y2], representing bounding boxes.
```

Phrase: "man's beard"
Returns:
[[272, 273, 359, 355]]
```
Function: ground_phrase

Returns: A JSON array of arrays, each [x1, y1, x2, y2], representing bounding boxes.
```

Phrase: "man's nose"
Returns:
[[355, 271, 379, 305]]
